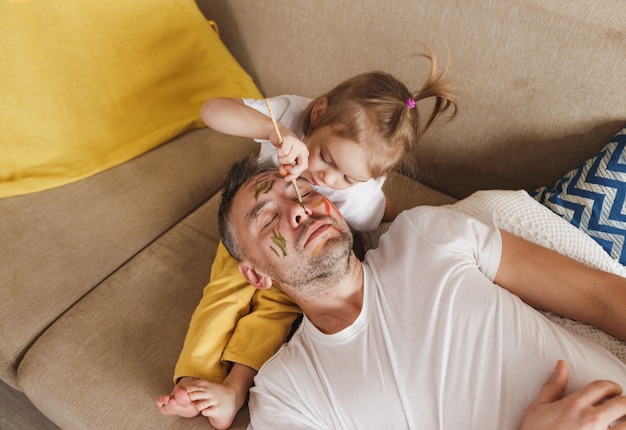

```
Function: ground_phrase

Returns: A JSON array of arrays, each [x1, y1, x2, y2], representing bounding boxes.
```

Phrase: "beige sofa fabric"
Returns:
[[17, 192, 250, 430], [199, 0, 626, 198], [0, 129, 256, 389], [384, 173, 457, 213]]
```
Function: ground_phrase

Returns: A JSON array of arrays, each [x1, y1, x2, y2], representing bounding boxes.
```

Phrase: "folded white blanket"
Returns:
[[362, 189, 626, 364]]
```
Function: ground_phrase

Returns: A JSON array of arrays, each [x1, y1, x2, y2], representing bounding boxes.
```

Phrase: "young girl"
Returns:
[[157, 50, 457, 429]]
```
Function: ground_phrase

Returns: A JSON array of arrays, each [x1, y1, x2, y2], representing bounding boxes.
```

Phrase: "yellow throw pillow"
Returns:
[[0, 0, 262, 198]]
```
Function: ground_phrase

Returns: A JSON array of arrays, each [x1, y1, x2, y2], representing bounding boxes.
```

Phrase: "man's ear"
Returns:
[[238, 261, 273, 290], [310, 97, 328, 127]]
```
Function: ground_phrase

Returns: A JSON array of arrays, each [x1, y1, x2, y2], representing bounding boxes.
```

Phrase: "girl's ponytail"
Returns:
[[412, 47, 458, 140], [302, 45, 458, 177]]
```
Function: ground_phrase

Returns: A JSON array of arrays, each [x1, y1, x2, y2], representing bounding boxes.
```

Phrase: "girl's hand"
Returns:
[[269, 126, 309, 181]]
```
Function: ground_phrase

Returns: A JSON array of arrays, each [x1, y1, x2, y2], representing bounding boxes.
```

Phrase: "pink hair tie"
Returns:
[[405, 98, 416, 109]]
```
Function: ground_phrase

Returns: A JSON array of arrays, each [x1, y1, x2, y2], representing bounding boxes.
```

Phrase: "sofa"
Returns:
[[1, 0, 624, 429]]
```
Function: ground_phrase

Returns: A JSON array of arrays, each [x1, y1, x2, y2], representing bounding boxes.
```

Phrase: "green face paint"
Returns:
[[254, 180, 275, 201], [270, 229, 287, 257]]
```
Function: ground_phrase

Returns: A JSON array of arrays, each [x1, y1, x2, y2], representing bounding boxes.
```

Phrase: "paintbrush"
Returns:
[[265, 98, 305, 209]]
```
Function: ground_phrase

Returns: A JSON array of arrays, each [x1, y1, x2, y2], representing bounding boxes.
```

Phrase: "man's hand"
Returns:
[[520, 360, 626, 429]]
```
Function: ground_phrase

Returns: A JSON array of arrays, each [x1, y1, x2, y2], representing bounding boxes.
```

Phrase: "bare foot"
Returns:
[[155, 377, 201, 418], [183, 379, 239, 430]]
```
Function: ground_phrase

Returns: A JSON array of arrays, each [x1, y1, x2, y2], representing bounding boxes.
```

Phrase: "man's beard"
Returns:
[[268, 220, 354, 296]]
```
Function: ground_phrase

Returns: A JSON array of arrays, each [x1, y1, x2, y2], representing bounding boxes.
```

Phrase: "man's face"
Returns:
[[230, 171, 353, 291]]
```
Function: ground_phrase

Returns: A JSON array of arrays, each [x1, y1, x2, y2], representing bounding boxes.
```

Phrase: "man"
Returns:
[[209, 155, 626, 428]]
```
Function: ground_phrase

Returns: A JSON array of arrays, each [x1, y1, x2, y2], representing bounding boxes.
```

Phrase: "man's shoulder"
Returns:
[[393, 204, 459, 230], [374, 205, 483, 253]]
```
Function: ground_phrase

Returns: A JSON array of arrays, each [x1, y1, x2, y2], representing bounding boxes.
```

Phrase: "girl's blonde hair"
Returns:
[[302, 48, 458, 177]]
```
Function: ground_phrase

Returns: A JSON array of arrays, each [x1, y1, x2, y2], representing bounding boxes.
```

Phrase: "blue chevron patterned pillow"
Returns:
[[532, 127, 626, 264]]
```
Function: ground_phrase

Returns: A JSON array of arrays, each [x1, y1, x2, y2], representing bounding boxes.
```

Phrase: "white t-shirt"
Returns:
[[243, 95, 387, 232], [248, 206, 626, 429]]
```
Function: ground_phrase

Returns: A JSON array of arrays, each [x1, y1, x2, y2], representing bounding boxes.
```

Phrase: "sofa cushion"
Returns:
[[383, 172, 458, 213], [205, 0, 626, 199], [17, 192, 250, 430], [0, 129, 257, 388], [0, 0, 261, 198], [532, 127, 626, 264]]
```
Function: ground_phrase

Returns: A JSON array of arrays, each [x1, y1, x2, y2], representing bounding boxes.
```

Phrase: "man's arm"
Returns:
[[520, 360, 626, 430], [494, 230, 626, 342]]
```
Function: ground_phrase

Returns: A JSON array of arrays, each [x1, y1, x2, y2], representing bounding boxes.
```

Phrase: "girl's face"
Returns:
[[303, 125, 373, 190]]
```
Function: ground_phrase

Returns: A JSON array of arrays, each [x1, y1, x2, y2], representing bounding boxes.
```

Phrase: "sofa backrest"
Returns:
[[198, 0, 626, 198]]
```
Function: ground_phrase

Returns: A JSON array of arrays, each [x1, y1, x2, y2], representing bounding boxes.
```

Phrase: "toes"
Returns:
[[173, 388, 192, 406]]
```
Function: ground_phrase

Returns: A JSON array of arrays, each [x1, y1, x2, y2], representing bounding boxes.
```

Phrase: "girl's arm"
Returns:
[[494, 230, 626, 342], [200, 98, 308, 179], [201, 98, 277, 140]]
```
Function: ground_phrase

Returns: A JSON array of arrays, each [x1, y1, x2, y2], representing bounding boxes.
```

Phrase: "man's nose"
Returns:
[[291, 202, 312, 227]]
